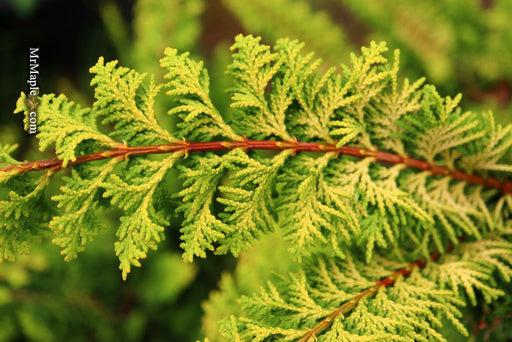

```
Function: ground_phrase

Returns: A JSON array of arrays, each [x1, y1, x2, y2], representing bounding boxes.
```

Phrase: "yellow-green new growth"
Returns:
[[14, 92, 118, 167], [162, 47, 240, 141], [3, 34, 512, 341], [90, 57, 177, 145]]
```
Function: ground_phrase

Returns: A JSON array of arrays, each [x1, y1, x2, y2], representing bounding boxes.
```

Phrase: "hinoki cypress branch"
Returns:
[[3, 35, 512, 341], [2, 139, 511, 194]]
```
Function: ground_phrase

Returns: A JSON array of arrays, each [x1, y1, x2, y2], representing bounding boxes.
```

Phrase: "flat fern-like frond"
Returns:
[[178, 153, 232, 262], [104, 154, 182, 279], [217, 149, 291, 256], [0, 163, 54, 261], [90, 57, 177, 145], [399, 87, 486, 164], [161, 48, 240, 141], [459, 111, 512, 174], [277, 154, 358, 259], [14, 92, 118, 167], [50, 158, 120, 261], [426, 236, 512, 305], [228, 35, 292, 141]]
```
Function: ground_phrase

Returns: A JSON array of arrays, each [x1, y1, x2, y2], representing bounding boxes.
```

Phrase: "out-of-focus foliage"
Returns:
[[341, 0, 512, 87], [0, 238, 198, 341], [222, 0, 352, 68]]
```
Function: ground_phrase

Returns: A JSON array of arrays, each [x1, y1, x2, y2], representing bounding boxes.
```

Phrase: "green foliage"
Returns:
[[202, 233, 300, 340], [178, 153, 231, 262], [100, 0, 206, 147], [0, 146, 53, 262], [50, 159, 119, 261], [339, 0, 512, 128], [340, 0, 454, 85], [459, 111, 512, 174], [0, 240, 198, 342], [216, 149, 290, 255], [161, 48, 240, 141], [0, 144, 20, 183], [228, 35, 292, 140], [0, 170, 52, 262], [12, 55, 186, 279], [131, 0, 204, 69], [221, 234, 512, 341], [3, 33, 512, 341], [14, 92, 118, 167], [105, 154, 181, 280], [101, 0, 205, 69], [90, 57, 177, 145], [231, 0, 512, 125], [276, 154, 358, 259]]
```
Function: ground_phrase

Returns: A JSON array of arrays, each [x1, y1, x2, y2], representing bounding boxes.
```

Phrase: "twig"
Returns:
[[1, 139, 510, 194]]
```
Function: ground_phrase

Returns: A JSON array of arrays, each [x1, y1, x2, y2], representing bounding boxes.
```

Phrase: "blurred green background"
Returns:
[[1, 0, 511, 341]]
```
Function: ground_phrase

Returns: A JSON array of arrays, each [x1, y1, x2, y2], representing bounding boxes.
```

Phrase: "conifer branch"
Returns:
[[1, 139, 511, 195], [3, 35, 512, 340], [296, 240, 462, 342]]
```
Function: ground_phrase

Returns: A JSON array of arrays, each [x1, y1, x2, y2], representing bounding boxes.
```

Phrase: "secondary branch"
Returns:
[[296, 242, 459, 342]]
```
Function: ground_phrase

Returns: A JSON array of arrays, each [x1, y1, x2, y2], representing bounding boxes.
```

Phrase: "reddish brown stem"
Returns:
[[1, 139, 511, 194], [296, 241, 460, 342]]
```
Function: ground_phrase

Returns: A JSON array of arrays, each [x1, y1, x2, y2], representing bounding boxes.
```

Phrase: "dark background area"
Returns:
[[1, 0, 123, 159]]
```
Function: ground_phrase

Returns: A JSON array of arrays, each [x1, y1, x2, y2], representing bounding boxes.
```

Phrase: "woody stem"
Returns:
[[1, 139, 511, 194]]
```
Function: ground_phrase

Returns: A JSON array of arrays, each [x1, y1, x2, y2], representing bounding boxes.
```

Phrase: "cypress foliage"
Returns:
[[3, 35, 512, 341]]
